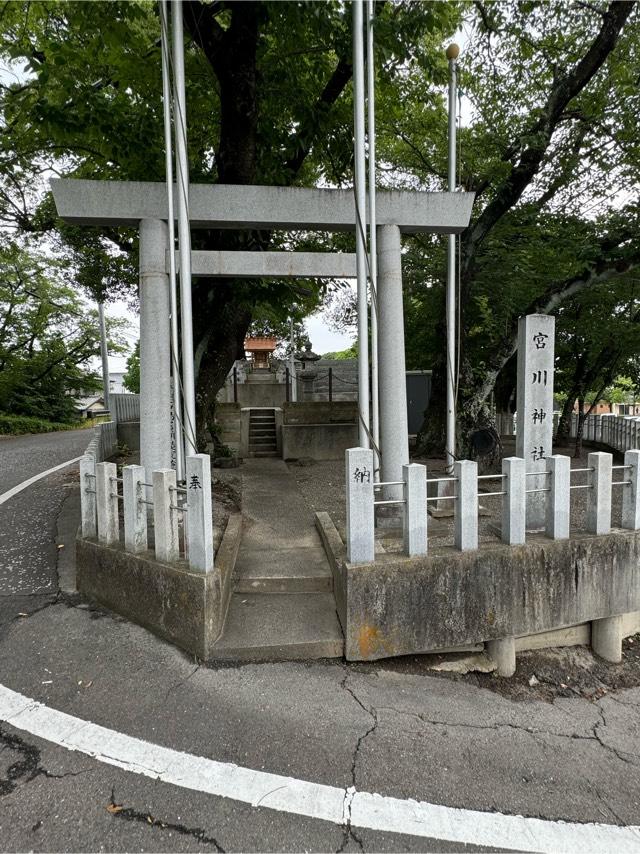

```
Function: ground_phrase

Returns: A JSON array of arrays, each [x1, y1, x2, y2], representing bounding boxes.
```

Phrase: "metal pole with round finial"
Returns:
[[445, 42, 460, 473]]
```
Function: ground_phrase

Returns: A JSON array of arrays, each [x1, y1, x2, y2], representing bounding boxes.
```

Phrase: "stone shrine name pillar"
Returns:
[[516, 313, 555, 529], [377, 224, 409, 500], [139, 218, 172, 480]]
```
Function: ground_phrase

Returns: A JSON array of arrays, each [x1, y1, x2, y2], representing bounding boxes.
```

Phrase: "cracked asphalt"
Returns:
[[1, 431, 640, 852]]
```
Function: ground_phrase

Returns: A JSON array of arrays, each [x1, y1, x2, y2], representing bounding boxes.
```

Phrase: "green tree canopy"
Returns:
[[0, 241, 127, 421]]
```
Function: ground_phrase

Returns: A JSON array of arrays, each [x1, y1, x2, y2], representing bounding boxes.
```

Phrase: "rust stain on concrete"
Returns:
[[358, 624, 394, 659]]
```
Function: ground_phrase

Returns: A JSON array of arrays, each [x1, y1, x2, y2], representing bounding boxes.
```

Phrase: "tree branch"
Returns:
[[463, 1, 633, 269], [182, 0, 227, 76], [473, 241, 640, 406], [283, 55, 353, 179]]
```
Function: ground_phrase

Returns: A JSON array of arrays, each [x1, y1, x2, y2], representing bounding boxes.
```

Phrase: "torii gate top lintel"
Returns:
[[50, 178, 474, 234]]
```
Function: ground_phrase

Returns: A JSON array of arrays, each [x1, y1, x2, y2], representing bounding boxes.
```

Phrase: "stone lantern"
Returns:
[[295, 347, 321, 401]]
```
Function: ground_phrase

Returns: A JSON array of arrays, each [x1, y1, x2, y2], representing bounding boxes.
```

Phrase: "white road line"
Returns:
[[1, 684, 639, 853], [0, 456, 82, 507]]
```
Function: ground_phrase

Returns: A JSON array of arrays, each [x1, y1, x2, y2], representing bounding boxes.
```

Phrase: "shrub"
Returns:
[[0, 413, 101, 435]]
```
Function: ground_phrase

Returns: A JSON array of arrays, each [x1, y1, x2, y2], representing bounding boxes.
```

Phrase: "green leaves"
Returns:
[[0, 241, 129, 422]]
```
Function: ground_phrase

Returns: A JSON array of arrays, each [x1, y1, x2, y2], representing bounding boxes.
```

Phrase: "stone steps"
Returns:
[[211, 592, 344, 661], [248, 408, 277, 458], [234, 546, 333, 594]]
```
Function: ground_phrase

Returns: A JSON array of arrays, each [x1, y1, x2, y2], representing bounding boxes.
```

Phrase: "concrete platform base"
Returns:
[[592, 614, 624, 663], [487, 636, 516, 676], [210, 592, 344, 660], [76, 514, 242, 660], [316, 510, 640, 666], [234, 546, 332, 594]]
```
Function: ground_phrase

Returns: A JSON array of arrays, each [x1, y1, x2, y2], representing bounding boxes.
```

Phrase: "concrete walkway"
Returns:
[[212, 459, 344, 659]]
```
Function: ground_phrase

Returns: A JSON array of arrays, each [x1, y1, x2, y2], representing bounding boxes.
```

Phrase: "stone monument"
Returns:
[[516, 313, 555, 529]]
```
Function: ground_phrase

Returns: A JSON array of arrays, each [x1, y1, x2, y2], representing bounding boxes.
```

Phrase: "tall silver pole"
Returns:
[[289, 316, 297, 402], [172, 0, 197, 458], [445, 43, 459, 472], [366, 0, 379, 471], [98, 302, 110, 412], [160, 0, 184, 481], [353, 0, 370, 448]]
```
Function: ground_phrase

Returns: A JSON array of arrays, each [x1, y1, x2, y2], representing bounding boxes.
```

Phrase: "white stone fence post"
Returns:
[[96, 461, 119, 546], [186, 454, 214, 572], [345, 449, 428, 562], [80, 455, 214, 572], [345, 448, 375, 564], [80, 454, 97, 538]]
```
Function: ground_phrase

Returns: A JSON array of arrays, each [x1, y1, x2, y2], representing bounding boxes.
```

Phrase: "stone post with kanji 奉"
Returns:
[[516, 314, 555, 530]]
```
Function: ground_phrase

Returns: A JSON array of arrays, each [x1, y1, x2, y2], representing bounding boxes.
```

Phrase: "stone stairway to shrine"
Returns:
[[248, 409, 278, 458], [210, 458, 344, 661]]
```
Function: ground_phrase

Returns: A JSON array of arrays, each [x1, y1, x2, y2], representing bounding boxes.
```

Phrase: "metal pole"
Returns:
[[289, 316, 297, 402], [171, 0, 197, 458], [353, 0, 370, 448], [160, 0, 184, 480], [98, 302, 110, 412], [285, 367, 290, 403], [366, 0, 379, 471], [445, 43, 459, 473]]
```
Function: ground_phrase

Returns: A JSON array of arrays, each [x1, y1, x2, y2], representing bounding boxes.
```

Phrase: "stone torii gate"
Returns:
[[51, 179, 474, 485]]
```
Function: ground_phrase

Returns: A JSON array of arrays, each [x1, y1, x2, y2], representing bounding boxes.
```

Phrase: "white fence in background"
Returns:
[[79, 453, 214, 572], [84, 421, 118, 463], [110, 393, 140, 424], [345, 447, 640, 564], [498, 411, 640, 448], [497, 412, 564, 438], [571, 413, 640, 453]]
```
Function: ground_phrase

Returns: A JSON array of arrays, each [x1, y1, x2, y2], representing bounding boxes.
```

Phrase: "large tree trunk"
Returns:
[[574, 395, 586, 458], [183, 4, 261, 447], [556, 393, 576, 445]]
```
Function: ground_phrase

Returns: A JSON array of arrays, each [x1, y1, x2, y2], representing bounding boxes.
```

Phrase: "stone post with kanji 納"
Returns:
[[516, 314, 555, 529]]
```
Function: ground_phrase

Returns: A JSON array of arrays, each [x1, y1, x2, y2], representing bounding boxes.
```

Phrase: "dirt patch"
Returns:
[[212, 471, 241, 552], [364, 635, 640, 703]]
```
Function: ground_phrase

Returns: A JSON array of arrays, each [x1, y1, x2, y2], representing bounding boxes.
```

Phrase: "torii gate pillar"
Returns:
[[139, 218, 172, 479], [378, 224, 409, 498]]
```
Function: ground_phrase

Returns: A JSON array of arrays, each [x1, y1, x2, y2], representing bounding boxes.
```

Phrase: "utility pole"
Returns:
[[160, 0, 185, 480], [98, 302, 110, 412], [172, 0, 197, 458], [445, 43, 460, 472], [353, 0, 370, 448], [289, 316, 297, 403], [366, 0, 379, 471]]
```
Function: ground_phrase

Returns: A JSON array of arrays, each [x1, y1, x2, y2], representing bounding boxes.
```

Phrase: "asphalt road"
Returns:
[[1, 429, 640, 853], [0, 429, 88, 605]]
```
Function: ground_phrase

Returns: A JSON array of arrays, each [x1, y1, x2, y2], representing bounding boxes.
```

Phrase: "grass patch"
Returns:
[[0, 413, 110, 436]]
